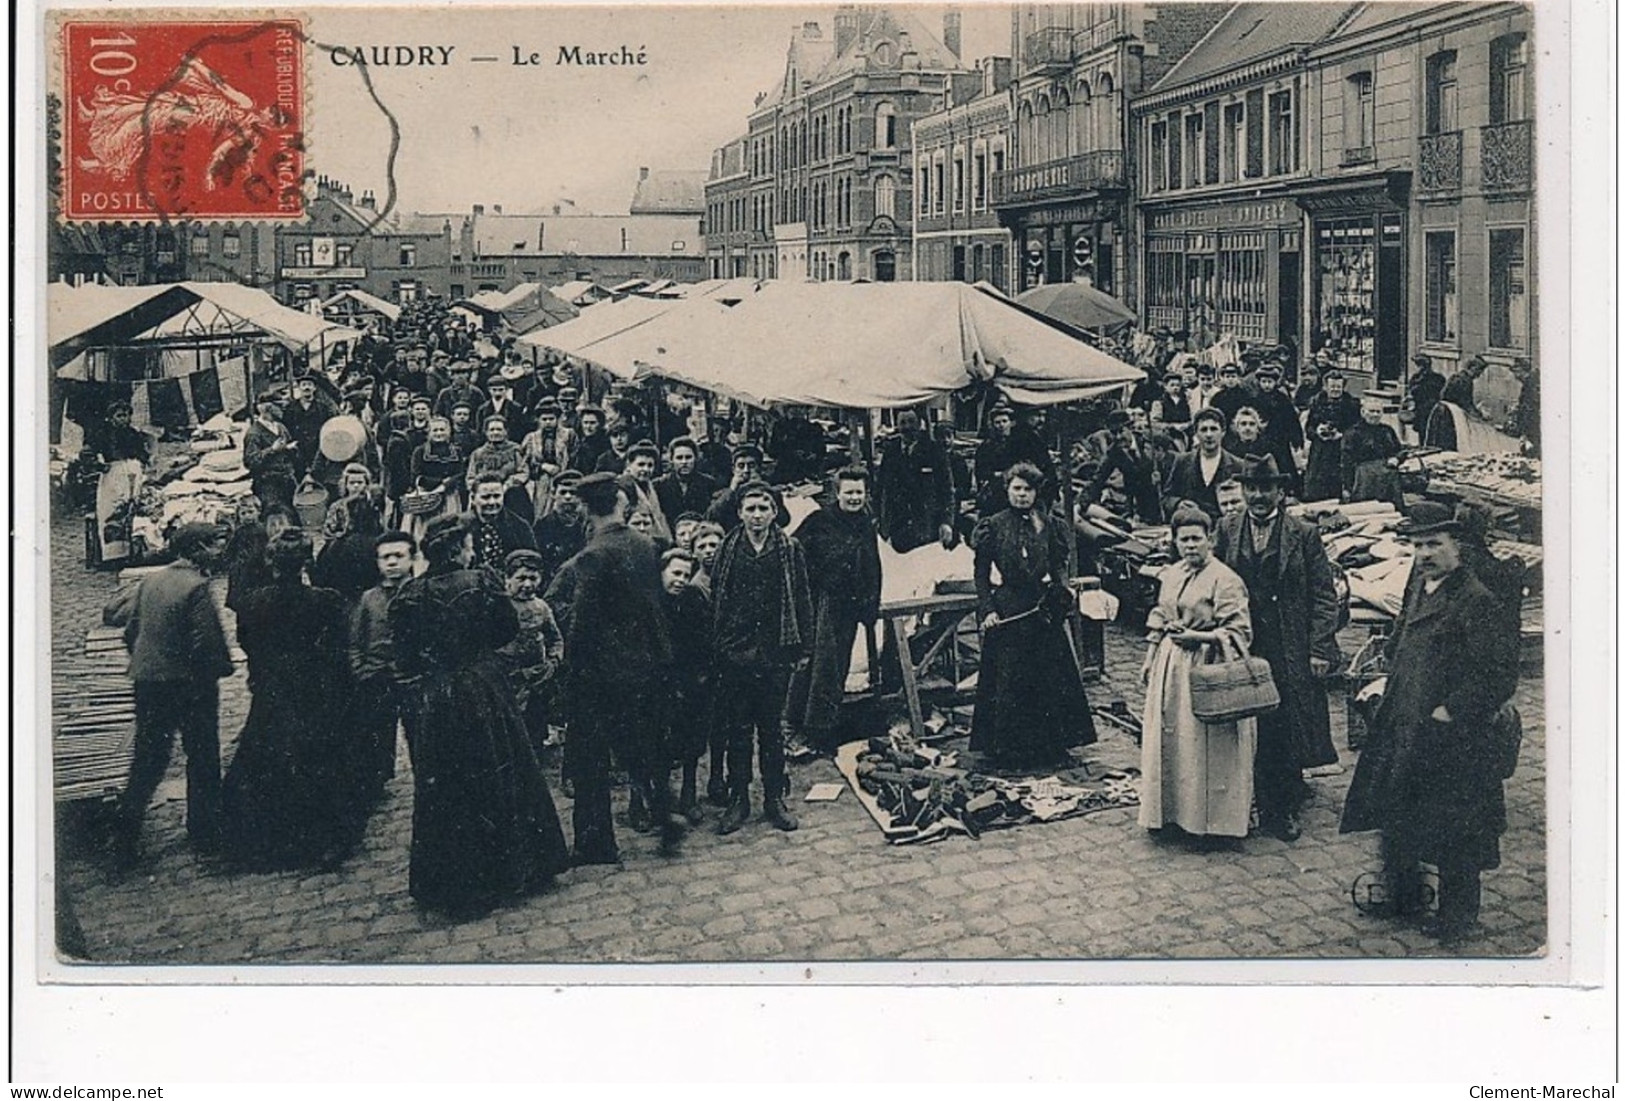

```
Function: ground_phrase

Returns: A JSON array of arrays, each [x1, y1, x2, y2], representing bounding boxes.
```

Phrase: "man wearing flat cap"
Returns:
[[1340, 502, 1517, 945], [1214, 453, 1341, 842], [433, 360, 486, 421], [706, 443, 790, 531], [243, 389, 301, 509], [532, 470, 589, 583]]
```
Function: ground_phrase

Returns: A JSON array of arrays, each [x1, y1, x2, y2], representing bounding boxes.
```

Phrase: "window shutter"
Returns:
[[1204, 101, 1221, 183], [1245, 90, 1264, 177], [1167, 110, 1183, 187]]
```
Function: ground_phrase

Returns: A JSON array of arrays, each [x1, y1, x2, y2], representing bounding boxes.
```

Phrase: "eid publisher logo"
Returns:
[[1348, 870, 1436, 914]]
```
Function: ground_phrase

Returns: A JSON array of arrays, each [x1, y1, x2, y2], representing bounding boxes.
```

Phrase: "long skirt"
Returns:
[[96, 459, 145, 562], [1137, 637, 1256, 837], [970, 612, 1096, 768], [410, 656, 570, 915], [1301, 441, 1342, 503], [784, 595, 862, 745]]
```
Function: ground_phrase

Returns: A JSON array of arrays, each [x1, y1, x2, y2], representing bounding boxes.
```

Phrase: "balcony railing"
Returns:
[[1481, 119, 1533, 192], [1023, 27, 1074, 73], [990, 150, 1126, 206], [1418, 130, 1462, 193]]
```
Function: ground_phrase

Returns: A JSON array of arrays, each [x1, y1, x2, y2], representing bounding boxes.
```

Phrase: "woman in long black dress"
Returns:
[[388, 514, 571, 918], [970, 462, 1096, 769], [222, 530, 364, 871]]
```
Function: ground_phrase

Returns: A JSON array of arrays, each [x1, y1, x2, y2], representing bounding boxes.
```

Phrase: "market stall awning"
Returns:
[[499, 283, 579, 333], [514, 293, 714, 376], [552, 279, 612, 306], [322, 288, 401, 323], [615, 281, 1143, 409], [49, 281, 364, 370], [1016, 280, 1138, 330]]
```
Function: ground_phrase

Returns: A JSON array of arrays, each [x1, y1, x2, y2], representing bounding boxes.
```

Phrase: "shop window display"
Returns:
[[1317, 219, 1377, 375]]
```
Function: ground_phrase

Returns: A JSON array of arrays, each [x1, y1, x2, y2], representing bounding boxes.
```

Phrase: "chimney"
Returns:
[[834, 4, 858, 55], [802, 21, 821, 39], [985, 56, 1013, 96], [639, 166, 650, 181], [943, 8, 962, 60], [473, 203, 485, 217], [493, 203, 503, 215], [359, 189, 376, 210]]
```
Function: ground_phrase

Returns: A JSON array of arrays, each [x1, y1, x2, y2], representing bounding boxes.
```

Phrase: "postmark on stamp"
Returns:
[[60, 19, 305, 221]]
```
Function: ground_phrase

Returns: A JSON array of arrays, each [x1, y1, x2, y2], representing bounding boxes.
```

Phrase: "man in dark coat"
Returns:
[[1248, 362, 1306, 484], [544, 472, 679, 862], [705, 444, 790, 531], [432, 361, 486, 421], [281, 375, 335, 478], [242, 390, 301, 509], [874, 411, 956, 553], [766, 407, 827, 485], [464, 474, 536, 572], [533, 470, 589, 584], [1214, 454, 1341, 842], [1086, 410, 1163, 524], [1407, 353, 1447, 443], [652, 436, 721, 534], [476, 375, 531, 442], [1161, 407, 1242, 521], [784, 467, 882, 757], [109, 523, 235, 868], [1340, 502, 1517, 944], [973, 403, 1052, 520]]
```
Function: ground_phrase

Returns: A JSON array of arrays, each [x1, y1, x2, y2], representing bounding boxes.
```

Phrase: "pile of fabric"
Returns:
[[129, 427, 253, 555], [836, 731, 1140, 845], [1403, 451, 1542, 509]]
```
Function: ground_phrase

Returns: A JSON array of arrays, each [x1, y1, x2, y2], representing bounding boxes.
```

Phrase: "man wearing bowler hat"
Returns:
[[1214, 454, 1341, 841], [1340, 502, 1517, 945]]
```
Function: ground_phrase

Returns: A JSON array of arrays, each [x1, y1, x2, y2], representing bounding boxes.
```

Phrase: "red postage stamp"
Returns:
[[60, 19, 305, 221]]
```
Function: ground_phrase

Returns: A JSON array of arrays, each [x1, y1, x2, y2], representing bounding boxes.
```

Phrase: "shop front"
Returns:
[[1006, 198, 1124, 296], [1138, 197, 1304, 351], [1295, 173, 1411, 386]]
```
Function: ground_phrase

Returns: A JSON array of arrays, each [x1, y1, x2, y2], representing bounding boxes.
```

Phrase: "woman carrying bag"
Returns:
[[1138, 506, 1260, 846]]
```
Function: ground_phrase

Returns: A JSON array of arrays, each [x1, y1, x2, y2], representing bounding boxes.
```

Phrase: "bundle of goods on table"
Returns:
[[1401, 451, 1541, 511], [130, 418, 254, 555]]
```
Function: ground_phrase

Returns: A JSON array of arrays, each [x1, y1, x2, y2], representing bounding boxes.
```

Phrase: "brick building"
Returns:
[[704, 137, 753, 278], [996, 3, 1228, 297], [911, 57, 1016, 291], [455, 209, 705, 294], [714, 5, 974, 282], [276, 177, 456, 306]]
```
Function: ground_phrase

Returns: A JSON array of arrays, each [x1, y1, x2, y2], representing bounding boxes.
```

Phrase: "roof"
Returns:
[[473, 213, 702, 259], [1152, 3, 1362, 92], [755, 7, 968, 110], [1332, 2, 1462, 41], [630, 169, 708, 215], [323, 288, 402, 323]]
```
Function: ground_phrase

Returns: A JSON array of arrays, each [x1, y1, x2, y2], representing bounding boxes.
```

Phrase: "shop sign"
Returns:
[[1146, 199, 1298, 232], [1025, 202, 1103, 227]]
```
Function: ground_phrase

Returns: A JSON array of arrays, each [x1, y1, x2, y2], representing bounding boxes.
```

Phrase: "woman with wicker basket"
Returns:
[[1137, 506, 1258, 845], [404, 416, 465, 552]]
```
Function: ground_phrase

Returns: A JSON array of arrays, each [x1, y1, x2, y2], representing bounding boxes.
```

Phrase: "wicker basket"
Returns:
[[400, 487, 446, 517]]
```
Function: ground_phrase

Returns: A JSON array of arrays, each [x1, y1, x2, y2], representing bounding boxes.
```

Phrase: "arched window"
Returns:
[[1076, 79, 1094, 154], [874, 174, 897, 219], [1036, 95, 1052, 162], [1054, 87, 1072, 159], [875, 102, 897, 149], [838, 251, 851, 280], [1019, 102, 1035, 164], [1096, 73, 1115, 150]]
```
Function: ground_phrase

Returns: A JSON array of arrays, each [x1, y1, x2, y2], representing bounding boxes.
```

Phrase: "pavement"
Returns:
[[46, 513, 1547, 965]]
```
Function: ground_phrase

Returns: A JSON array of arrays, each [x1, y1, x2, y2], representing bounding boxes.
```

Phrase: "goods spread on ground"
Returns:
[[835, 731, 1140, 846], [1401, 450, 1542, 510]]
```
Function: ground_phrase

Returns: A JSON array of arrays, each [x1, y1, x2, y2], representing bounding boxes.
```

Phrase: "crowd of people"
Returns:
[[98, 304, 1525, 942]]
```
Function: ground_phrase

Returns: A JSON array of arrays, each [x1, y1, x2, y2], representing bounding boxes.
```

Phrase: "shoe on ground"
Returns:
[[765, 796, 799, 832], [627, 796, 653, 834], [658, 817, 686, 857], [717, 796, 751, 836], [570, 848, 622, 869], [705, 780, 729, 808], [782, 733, 817, 762]]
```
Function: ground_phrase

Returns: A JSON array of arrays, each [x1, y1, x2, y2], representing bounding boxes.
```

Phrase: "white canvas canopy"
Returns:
[[322, 288, 401, 323], [49, 281, 363, 370], [553, 281, 1144, 408]]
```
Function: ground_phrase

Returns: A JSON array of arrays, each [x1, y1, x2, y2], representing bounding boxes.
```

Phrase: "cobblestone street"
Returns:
[[47, 516, 1547, 966]]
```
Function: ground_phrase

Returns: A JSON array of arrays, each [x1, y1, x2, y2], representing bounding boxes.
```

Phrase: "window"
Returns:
[[876, 103, 897, 149], [189, 231, 211, 258], [933, 157, 945, 215], [1267, 90, 1295, 175], [334, 242, 352, 265], [1222, 103, 1245, 182], [1490, 34, 1529, 124], [875, 175, 897, 219], [991, 145, 1005, 176], [1345, 72, 1375, 157], [917, 165, 930, 215], [973, 150, 987, 210], [1424, 231, 1458, 343], [1183, 111, 1205, 187], [952, 155, 965, 212], [399, 243, 417, 267], [294, 242, 312, 267], [1245, 89, 1264, 177], [1149, 120, 1168, 191], [1426, 51, 1458, 135], [1489, 228, 1528, 350]]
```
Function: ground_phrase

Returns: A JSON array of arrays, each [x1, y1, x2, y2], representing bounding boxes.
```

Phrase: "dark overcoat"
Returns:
[[544, 522, 673, 694], [1339, 566, 1514, 870], [1214, 509, 1341, 768], [875, 434, 955, 552]]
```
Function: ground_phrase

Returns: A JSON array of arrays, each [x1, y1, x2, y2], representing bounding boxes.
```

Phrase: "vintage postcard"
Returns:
[[13, 0, 1611, 1082]]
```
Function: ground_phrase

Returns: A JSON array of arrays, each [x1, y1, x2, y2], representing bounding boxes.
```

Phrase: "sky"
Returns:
[[305, 3, 1013, 216]]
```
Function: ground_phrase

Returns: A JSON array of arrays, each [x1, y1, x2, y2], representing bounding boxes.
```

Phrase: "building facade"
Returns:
[[911, 58, 1016, 291], [454, 209, 705, 295], [1131, 2, 1536, 387], [276, 177, 456, 306], [704, 137, 753, 278], [1305, 2, 1536, 384], [996, 3, 1228, 297], [720, 6, 974, 283]]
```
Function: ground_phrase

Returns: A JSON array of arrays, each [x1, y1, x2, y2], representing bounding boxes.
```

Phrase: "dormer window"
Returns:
[[873, 41, 893, 65]]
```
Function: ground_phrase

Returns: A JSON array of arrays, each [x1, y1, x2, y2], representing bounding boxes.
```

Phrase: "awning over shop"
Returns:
[[564, 281, 1145, 408]]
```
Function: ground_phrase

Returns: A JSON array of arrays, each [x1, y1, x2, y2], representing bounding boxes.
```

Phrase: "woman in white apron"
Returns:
[[93, 401, 151, 564]]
